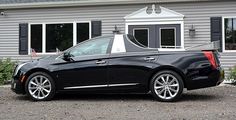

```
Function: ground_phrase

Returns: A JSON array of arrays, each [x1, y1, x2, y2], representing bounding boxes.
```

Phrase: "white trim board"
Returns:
[[222, 16, 236, 53], [124, 5, 184, 22], [159, 27, 177, 48], [124, 5, 185, 50], [125, 21, 184, 50], [28, 21, 91, 55]]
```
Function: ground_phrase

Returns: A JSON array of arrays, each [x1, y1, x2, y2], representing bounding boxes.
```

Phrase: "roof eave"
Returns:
[[0, 0, 217, 10], [0, 0, 156, 9]]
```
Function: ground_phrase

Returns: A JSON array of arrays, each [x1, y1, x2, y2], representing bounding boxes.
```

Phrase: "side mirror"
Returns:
[[63, 52, 72, 61]]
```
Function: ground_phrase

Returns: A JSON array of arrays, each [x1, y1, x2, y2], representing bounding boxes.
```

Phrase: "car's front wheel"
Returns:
[[150, 70, 184, 102], [25, 72, 55, 101]]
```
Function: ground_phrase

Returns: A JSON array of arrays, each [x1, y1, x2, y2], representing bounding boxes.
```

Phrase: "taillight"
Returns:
[[203, 51, 217, 69]]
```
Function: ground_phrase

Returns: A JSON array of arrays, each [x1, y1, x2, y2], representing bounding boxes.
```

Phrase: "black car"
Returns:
[[11, 34, 224, 102]]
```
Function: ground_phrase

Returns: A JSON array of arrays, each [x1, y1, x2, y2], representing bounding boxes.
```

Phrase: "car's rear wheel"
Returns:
[[25, 72, 55, 101], [150, 70, 184, 102]]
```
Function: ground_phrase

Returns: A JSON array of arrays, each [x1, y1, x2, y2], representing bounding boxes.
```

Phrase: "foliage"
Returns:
[[227, 66, 236, 85], [0, 58, 16, 85]]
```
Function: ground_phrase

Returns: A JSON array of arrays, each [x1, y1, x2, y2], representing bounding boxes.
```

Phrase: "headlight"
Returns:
[[14, 63, 27, 76]]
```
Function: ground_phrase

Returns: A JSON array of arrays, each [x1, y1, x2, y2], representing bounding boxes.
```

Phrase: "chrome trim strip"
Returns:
[[108, 83, 139, 87], [64, 85, 107, 90], [64, 83, 139, 90]]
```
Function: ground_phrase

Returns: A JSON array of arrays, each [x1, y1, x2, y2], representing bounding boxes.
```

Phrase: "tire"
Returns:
[[25, 72, 56, 101], [150, 70, 184, 102]]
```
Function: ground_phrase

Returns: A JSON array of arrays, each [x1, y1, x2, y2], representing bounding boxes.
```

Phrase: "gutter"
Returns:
[[0, 0, 218, 10]]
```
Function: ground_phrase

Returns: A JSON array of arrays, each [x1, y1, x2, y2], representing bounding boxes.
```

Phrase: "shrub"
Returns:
[[228, 66, 236, 84], [0, 58, 16, 85]]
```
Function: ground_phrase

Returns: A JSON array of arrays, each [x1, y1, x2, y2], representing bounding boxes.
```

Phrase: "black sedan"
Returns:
[[11, 34, 224, 102]]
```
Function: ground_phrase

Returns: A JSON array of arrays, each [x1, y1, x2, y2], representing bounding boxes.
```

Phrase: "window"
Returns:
[[133, 29, 148, 47], [69, 37, 111, 57], [30, 22, 91, 54], [224, 18, 236, 50], [160, 28, 176, 48], [46, 23, 73, 52], [77, 23, 90, 43], [127, 34, 146, 48], [31, 24, 42, 52]]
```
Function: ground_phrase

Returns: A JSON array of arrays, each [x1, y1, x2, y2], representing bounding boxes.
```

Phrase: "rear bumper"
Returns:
[[186, 67, 224, 90]]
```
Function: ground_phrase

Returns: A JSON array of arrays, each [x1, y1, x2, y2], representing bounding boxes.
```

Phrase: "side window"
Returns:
[[69, 37, 111, 57]]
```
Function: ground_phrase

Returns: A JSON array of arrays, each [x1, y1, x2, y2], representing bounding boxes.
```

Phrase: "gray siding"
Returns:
[[0, 1, 236, 74], [0, 0, 216, 4]]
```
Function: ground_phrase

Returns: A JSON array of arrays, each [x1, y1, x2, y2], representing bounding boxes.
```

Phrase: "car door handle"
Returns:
[[96, 60, 106, 64], [144, 57, 155, 61]]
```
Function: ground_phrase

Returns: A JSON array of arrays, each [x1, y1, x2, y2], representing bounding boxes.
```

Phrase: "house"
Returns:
[[0, 0, 235, 75]]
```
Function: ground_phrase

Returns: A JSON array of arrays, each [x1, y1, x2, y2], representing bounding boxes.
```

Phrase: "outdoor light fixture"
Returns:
[[189, 25, 196, 37], [0, 11, 5, 16], [113, 25, 120, 34]]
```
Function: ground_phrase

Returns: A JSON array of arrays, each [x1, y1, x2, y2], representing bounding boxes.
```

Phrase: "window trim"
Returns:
[[125, 21, 184, 51], [222, 16, 236, 52], [28, 21, 91, 55], [159, 27, 177, 49], [28, 24, 43, 53]]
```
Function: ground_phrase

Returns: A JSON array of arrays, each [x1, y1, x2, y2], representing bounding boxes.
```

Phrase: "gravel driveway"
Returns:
[[0, 85, 236, 120]]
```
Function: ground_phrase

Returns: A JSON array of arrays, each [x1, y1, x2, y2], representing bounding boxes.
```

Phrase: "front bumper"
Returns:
[[11, 69, 27, 94], [11, 78, 25, 94]]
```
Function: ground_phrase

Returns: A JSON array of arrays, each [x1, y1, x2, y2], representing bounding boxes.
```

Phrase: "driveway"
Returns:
[[0, 85, 236, 120]]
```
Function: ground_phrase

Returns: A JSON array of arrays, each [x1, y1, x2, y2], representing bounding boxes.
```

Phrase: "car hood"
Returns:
[[38, 55, 60, 61], [20, 55, 63, 69]]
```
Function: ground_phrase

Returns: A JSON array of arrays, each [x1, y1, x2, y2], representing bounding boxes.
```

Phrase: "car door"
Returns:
[[107, 52, 158, 91], [56, 36, 113, 90]]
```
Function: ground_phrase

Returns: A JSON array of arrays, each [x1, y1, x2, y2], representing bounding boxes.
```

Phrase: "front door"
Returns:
[[57, 55, 109, 89], [128, 24, 181, 48], [56, 37, 112, 90]]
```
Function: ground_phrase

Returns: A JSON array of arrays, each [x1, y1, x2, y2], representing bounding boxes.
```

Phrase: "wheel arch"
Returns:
[[149, 65, 187, 89], [23, 68, 57, 89]]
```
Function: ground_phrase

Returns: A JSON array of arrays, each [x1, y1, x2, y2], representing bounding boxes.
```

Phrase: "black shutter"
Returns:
[[210, 17, 222, 52], [91, 21, 102, 38], [19, 23, 28, 55]]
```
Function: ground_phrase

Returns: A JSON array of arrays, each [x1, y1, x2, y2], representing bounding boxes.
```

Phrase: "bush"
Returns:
[[228, 66, 236, 84], [0, 58, 16, 85]]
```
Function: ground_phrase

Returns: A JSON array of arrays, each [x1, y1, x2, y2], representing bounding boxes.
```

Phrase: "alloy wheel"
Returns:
[[154, 74, 180, 100], [28, 75, 52, 100]]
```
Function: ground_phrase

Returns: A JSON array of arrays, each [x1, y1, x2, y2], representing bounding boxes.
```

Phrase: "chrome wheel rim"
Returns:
[[28, 75, 51, 100], [154, 74, 179, 100]]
